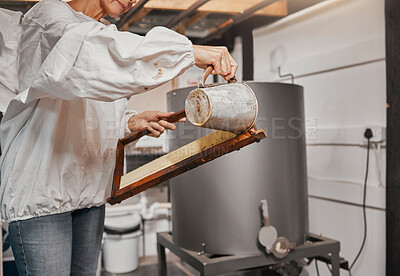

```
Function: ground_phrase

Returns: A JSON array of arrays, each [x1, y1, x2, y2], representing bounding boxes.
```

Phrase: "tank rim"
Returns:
[[167, 82, 303, 96], [244, 81, 303, 89]]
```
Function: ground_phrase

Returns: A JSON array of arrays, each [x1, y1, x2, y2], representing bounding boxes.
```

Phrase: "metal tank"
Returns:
[[167, 82, 308, 255]]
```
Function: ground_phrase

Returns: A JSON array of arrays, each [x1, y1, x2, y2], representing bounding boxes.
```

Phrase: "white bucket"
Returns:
[[103, 213, 141, 274]]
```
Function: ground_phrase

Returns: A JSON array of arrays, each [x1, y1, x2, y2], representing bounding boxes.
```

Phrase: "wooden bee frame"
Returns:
[[107, 109, 266, 205]]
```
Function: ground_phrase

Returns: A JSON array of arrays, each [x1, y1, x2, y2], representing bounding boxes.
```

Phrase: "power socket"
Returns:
[[366, 126, 386, 143]]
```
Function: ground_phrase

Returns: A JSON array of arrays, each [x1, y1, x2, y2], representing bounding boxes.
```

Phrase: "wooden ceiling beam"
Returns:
[[198, 0, 280, 44], [181, 11, 210, 29], [122, 8, 152, 30], [116, 0, 150, 28], [173, 11, 210, 34], [5, 0, 287, 17], [165, 0, 210, 29], [145, 0, 287, 16]]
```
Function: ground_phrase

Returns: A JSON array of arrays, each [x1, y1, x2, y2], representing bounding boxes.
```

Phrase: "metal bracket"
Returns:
[[278, 66, 295, 84]]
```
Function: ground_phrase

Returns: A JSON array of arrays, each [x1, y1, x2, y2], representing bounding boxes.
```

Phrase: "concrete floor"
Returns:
[[101, 254, 196, 276], [100, 253, 289, 276]]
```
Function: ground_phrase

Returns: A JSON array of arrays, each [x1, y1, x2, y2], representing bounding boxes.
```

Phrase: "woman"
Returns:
[[0, 0, 238, 275]]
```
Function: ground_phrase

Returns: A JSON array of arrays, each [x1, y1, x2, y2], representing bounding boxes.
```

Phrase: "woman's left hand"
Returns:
[[128, 111, 182, 138]]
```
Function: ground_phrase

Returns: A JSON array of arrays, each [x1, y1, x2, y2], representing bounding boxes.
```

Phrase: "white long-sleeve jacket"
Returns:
[[0, 8, 22, 112], [0, 0, 194, 222]]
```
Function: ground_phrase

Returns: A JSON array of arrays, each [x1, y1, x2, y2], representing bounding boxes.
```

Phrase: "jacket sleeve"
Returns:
[[0, 8, 23, 111], [124, 109, 138, 136], [27, 13, 194, 102]]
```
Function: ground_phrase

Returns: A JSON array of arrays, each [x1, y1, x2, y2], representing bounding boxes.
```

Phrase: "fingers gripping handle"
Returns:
[[200, 66, 238, 88], [200, 66, 214, 87]]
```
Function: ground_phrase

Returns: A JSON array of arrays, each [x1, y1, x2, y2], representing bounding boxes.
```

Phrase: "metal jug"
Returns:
[[185, 67, 258, 134]]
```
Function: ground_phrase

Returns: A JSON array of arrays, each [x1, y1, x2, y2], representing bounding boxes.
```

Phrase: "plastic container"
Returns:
[[103, 213, 141, 274]]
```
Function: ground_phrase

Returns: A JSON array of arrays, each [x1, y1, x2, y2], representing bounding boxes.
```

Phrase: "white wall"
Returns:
[[253, 0, 386, 275], [126, 82, 173, 113], [123, 1, 386, 272]]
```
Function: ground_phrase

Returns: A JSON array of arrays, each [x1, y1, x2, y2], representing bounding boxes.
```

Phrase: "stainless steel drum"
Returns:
[[167, 82, 308, 255]]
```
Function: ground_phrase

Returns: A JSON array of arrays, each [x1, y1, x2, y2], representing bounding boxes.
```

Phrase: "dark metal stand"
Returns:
[[157, 232, 342, 276]]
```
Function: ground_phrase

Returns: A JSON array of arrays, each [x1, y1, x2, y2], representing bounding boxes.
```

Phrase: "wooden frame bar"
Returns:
[[107, 111, 266, 205], [108, 109, 186, 202]]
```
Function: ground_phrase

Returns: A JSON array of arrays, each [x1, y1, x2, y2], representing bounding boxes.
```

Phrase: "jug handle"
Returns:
[[199, 66, 238, 88]]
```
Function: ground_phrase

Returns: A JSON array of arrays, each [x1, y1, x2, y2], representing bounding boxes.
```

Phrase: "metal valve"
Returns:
[[258, 200, 291, 259], [258, 199, 278, 254]]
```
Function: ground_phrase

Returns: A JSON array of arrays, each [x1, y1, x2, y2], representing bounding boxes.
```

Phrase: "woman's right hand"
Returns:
[[193, 45, 238, 81]]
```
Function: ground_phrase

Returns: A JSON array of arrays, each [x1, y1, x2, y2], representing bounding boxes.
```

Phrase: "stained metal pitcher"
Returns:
[[185, 66, 258, 134]]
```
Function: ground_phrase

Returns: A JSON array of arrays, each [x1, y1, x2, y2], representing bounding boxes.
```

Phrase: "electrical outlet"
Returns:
[[366, 126, 386, 143]]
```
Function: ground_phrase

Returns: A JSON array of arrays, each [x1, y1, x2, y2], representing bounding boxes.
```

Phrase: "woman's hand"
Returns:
[[128, 111, 183, 138], [193, 45, 238, 81]]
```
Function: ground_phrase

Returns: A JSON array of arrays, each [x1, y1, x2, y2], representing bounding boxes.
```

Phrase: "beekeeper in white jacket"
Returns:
[[0, 0, 238, 274]]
